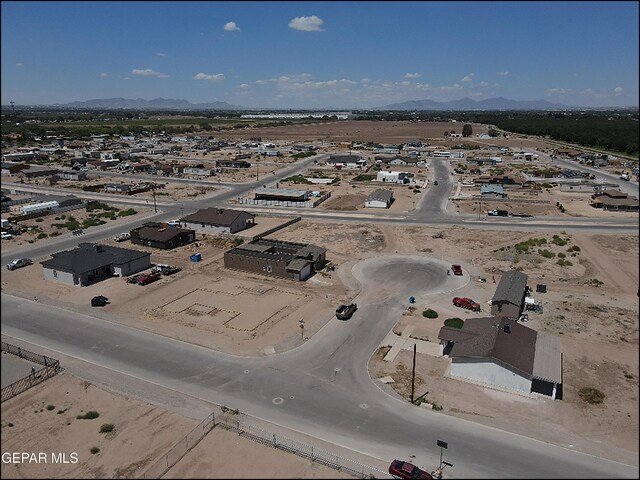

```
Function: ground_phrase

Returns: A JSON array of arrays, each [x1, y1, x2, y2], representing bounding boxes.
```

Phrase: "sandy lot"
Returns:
[[0, 373, 359, 479]]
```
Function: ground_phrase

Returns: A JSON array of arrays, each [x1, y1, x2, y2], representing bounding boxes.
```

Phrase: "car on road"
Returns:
[[336, 303, 357, 320], [451, 264, 463, 276], [452, 296, 481, 312], [6, 258, 32, 271], [487, 209, 509, 217], [91, 296, 109, 307], [388, 459, 433, 479]]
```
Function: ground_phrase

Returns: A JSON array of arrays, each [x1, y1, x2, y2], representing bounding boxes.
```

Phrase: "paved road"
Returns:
[[2, 256, 637, 478]]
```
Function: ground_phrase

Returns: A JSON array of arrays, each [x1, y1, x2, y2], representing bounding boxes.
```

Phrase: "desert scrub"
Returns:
[[578, 387, 605, 404], [99, 423, 114, 433]]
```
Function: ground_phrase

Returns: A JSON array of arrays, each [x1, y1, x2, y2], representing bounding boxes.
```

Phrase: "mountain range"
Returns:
[[60, 97, 246, 110], [374, 96, 571, 111], [13, 96, 591, 111]]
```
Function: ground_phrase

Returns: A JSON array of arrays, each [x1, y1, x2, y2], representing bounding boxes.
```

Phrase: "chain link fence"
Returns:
[[215, 409, 387, 479], [140, 412, 215, 479], [1, 341, 62, 403]]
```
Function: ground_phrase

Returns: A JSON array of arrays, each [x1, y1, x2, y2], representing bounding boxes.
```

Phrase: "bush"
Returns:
[[37, 233, 48, 239], [578, 387, 605, 404], [568, 245, 581, 252], [552, 235, 568, 246], [444, 318, 464, 329], [118, 208, 137, 217], [99, 423, 114, 433], [90, 447, 100, 455], [558, 252, 566, 258], [557, 259, 573, 267], [422, 309, 439, 319], [35, 218, 44, 222], [46, 405, 55, 411], [77, 411, 100, 420], [538, 249, 555, 258]]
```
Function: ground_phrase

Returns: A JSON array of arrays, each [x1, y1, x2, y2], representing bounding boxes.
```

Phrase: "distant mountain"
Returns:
[[60, 97, 246, 110], [375, 96, 570, 111]]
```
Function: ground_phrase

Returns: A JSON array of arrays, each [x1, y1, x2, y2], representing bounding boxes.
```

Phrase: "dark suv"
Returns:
[[336, 303, 357, 320]]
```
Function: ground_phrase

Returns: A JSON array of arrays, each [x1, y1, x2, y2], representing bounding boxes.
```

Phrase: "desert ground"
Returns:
[[0, 372, 357, 479]]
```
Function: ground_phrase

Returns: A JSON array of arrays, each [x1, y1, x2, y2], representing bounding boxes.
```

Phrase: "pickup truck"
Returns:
[[336, 303, 357, 320]]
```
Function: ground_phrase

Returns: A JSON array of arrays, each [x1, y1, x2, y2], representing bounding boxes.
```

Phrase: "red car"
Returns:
[[137, 272, 160, 285], [452, 296, 481, 312], [388, 459, 433, 479], [451, 264, 463, 276]]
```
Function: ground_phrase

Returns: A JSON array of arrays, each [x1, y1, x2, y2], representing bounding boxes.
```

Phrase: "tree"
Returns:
[[462, 124, 473, 137], [443, 131, 449, 137]]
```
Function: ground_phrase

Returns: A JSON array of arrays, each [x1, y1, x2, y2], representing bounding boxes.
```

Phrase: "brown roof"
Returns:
[[180, 208, 254, 226], [440, 316, 537, 376], [133, 224, 194, 242]]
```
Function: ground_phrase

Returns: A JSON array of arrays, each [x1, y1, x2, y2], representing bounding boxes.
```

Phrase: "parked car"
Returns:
[[91, 295, 109, 307], [451, 264, 463, 276], [487, 209, 509, 217], [1, 231, 13, 240], [388, 459, 433, 479], [136, 272, 161, 285], [113, 232, 131, 242], [6, 258, 32, 271], [336, 303, 358, 320], [452, 296, 481, 312]]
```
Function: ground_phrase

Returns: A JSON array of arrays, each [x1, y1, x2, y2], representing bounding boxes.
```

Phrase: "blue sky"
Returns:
[[2, 1, 638, 108]]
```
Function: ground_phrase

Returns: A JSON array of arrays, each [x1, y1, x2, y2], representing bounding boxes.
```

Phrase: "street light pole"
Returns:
[[152, 186, 157, 213]]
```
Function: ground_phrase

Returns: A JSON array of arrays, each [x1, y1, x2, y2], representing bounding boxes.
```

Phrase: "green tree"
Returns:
[[462, 124, 473, 137]]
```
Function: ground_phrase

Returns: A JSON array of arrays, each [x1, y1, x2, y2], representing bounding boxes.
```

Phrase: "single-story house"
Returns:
[[216, 160, 251, 168], [326, 155, 367, 169], [179, 208, 255, 234], [130, 222, 196, 249], [376, 171, 415, 184], [375, 156, 419, 166], [365, 189, 394, 208], [1, 162, 30, 175], [438, 316, 562, 398], [481, 184, 506, 197], [224, 239, 326, 281], [591, 190, 639, 211], [491, 270, 529, 320], [41, 242, 151, 286]]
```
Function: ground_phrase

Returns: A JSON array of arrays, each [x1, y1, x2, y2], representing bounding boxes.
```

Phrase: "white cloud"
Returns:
[[15, 63, 24, 67], [478, 81, 489, 87], [613, 87, 623, 96], [288, 15, 324, 32], [123, 77, 131, 81], [238, 83, 250, 89], [99, 73, 109, 77], [156, 52, 167, 57], [194, 72, 225, 82], [546, 88, 574, 94], [497, 71, 509, 76], [132, 69, 168, 78], [404, 73, 421, 79], [461, 73, 474, 82], [224, 21, 240, 32]]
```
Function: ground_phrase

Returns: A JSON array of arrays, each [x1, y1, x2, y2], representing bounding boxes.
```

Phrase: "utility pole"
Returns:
[[10, 101, 16, 120], [256, 162, 259, 181], [152, 186, 157, 213], [411, 343, 417, 403]]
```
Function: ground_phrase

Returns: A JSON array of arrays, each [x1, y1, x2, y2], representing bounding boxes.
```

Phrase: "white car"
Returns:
[[1, 231, 13, 240], [113, 232, 131, 242]]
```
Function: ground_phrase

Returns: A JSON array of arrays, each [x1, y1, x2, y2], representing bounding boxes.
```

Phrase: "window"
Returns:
[[53, 270, 57, 278], [267, 266, 272, 272]]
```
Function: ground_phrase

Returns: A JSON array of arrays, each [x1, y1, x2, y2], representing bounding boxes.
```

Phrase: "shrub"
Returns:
[[117, 208, 137, 217], [558, 252, 566, 258], [46, 405, 55, 411], [538, 249, 555, 258], [557, 259, 573, 267], [552, 235, 568, 246], [422, 309, 438, 319], [99, 423, 114, 433], [444, 318, 464, 329], [35, 218, 44, 222], [50, 231, 61, 237], [37, 233, 48, 239], [77, 411, 100, 420], [90, 447, 100, 455], [578, 387, 605, 404], [568, 245, 581, 252]]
